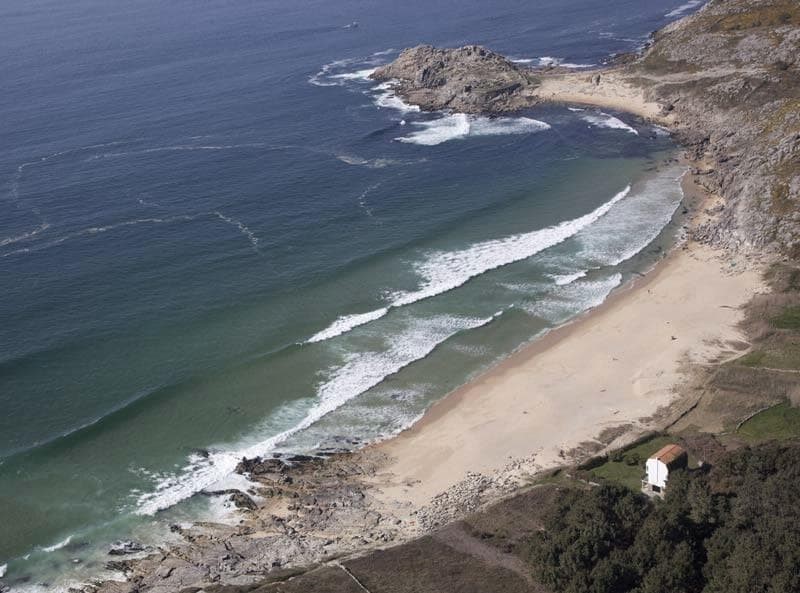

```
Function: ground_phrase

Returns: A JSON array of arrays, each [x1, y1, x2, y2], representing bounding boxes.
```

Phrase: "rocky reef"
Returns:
[[370, 45, 538, 113]]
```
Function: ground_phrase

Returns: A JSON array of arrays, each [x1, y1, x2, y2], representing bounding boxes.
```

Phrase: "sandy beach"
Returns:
[[371, 180, 763, 510], [530, 68, 671, 123]]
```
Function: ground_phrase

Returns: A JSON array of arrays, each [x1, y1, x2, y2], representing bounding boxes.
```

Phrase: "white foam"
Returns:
[[0, 222, 50, 247], [306, 186, 630, 342], [2, 210, 260, 258], [665, 0, 703, 18], [310, 54, 388, 87], [308, 307, 390, 343], [372, 82, 421, 113], [581, 112, 639, 135], [0, 563, 6, 578], [89, 143, 266, 160], [135, 313, 494, 515], [212, 211, 260, 250], [396, 113, 550, 146], [1, 214, 207, 258], [576, 166, 684, 266], [331, 68, 376, 81], [512, 56, 594, 69], [356, 182, 382, 220], [552, 270, 588, 286], [336, 155, 423, 169], [528, 273, 623, 323], [41, 536, 72, 553]]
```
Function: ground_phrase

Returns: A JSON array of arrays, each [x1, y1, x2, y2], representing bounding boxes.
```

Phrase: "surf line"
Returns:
[[306, 185, 632, 344]]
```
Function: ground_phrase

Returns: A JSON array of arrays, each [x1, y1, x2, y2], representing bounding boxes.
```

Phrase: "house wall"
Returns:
[[645, 458, 669, 489]]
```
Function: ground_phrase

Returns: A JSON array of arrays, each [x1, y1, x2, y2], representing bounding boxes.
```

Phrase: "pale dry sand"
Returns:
[[371, 240, 762, 508], [528, 68, 670, 123]]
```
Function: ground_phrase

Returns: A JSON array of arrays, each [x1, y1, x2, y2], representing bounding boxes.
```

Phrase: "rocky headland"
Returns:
[[370, 45, 539, 113], [373, 0, 800, 257]]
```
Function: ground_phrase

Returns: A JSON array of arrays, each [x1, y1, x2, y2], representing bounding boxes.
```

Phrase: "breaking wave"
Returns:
[[371, 81, 421, 113], [396, 113, 551, 146], [41, 536, 72, 553], [527, 273, 623, 324], [580, 112, 639, 135], [306, 185, 630, 342], [134, 313, 498, 515], [512, 56, 595, 69]]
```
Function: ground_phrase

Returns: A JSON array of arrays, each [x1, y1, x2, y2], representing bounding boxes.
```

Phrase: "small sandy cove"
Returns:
[[371, 237, 762, 508], [528, 68, 670, 123]]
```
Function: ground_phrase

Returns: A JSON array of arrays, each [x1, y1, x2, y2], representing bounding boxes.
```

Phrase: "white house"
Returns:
[[642, 444, 688, 496]]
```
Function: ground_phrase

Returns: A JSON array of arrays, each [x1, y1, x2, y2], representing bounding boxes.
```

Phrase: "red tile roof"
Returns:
[[651, 444, 687, 466]]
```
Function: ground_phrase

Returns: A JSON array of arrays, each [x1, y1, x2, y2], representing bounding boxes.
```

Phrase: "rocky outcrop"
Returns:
[[370, 45, 539, 113], [628, 0, 800, 256], [373, 0, 800, 257]]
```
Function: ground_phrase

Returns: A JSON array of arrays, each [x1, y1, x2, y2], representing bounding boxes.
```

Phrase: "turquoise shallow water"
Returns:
[[0, 0, 703, 588]]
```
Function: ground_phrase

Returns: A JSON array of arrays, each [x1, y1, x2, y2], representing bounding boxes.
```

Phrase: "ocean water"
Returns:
[[0, 0, 703, 588]]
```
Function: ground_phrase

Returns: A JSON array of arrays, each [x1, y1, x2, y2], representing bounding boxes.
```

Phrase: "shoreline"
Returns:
[[366, 168, 763, 517], [76, 146, 766, 593]]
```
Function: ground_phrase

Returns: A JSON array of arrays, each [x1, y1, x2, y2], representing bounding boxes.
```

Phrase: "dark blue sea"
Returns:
[[0, 0, 704, 588]]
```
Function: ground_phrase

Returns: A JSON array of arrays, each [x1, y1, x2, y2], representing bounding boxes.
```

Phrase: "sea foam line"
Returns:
[[396, 113, 551, 146], [1, 210, 261, 258], [213, 211, 260, 250], [581, 112, 639, 135], [0, 222, 51, 247], [306, 186, 631, 344], [87, 143, 268, 160], [356, 181, 383, 220], [41, 536, 72, 553], [512, 56, 595, 69], [134, 313, 498, 515]]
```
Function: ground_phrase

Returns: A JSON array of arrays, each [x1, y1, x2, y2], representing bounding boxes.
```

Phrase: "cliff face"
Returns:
[[630, 0, 800, 255], [370, 45, 538, 113]]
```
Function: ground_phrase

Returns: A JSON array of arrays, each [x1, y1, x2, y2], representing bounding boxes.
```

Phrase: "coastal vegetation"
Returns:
[[527, 442, 800, 593], [737, 402, 800, 440]]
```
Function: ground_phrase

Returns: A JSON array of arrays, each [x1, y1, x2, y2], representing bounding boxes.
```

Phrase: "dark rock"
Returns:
[[108, 540, 146, 556], [370, 44, 539, 113], [235, 456, 287, 475], [202, 489, 258, 511]]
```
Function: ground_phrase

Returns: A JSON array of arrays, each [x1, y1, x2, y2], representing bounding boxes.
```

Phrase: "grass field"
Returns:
[[737, 401, 800, 441], [589, 435, 676, 491]]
